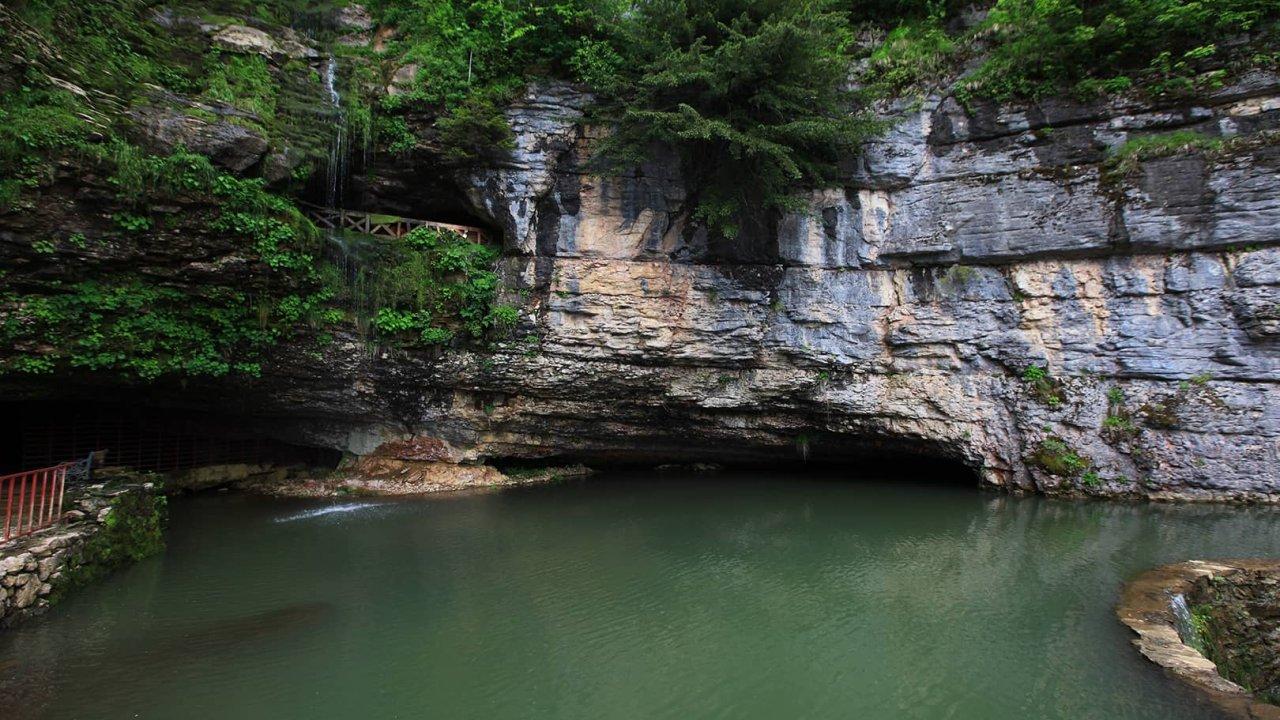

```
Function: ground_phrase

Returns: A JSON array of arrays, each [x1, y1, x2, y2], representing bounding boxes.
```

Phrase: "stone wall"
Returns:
[[0, 479, 162, 628], [334, 76, 1279, 499]]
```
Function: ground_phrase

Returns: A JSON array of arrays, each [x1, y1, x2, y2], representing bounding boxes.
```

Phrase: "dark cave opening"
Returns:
[[0, 403, 342, 475], [492, 432, 982, 488], [295, 153, 503, 243]]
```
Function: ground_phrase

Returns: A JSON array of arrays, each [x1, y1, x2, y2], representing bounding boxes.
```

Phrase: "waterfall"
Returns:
[[322, 55, 347, 210], [318, 55, 367, 329]]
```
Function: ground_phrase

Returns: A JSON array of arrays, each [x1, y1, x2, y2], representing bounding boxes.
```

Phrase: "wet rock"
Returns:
[[128, 106, 268, 173], [1119, 560, 1280, 718], [262, 147, 304, 184], [212, 24, 318, 60], [12, 576, 39, 609]]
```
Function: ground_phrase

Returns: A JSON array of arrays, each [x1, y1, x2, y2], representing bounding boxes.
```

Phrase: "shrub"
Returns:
[[366, 226, 511, 344], [960, 0, 1280, 101], [1030, 436, 1090, 477]]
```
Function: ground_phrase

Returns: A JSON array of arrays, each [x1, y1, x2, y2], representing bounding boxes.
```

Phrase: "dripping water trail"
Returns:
[[317, 55, 374, 332], [322, 55, 348, 211]]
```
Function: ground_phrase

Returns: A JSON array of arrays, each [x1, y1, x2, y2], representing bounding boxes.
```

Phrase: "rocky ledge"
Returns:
[[1117, 559, 1280, 719], [259, 76, 1280, 500]]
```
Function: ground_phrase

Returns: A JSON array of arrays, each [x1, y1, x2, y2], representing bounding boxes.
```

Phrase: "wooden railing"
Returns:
[[300, 203, 488, 244]]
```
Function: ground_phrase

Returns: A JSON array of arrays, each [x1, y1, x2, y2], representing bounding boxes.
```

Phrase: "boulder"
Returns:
[[335, 4, 374, 32], [262, 147, 305, 184], [128, 106, 269, 173], [212, 24, 318, 60], [212, 24, 278, 56], [386, 64, 420, 96]]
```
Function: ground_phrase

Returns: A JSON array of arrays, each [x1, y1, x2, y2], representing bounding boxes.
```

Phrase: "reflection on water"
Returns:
[[1, 472, 1278, 719]]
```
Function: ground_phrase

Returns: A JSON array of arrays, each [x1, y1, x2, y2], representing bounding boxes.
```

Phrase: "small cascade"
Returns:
[[325, 230, 381, 334], [1169, 593, 1205, 651]]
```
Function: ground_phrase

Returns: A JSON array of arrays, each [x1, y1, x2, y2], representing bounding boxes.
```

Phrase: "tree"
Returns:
[[598, 0, 878, 240]]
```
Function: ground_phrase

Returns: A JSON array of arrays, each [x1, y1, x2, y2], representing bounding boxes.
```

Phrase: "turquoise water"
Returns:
[[2, 472, 1279, 719]]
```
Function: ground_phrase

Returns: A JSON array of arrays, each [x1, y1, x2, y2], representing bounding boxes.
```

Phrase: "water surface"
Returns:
[[2, 472, 1278, 719]]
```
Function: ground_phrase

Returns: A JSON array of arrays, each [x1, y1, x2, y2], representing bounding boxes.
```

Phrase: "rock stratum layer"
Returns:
[[5, 73, 1280, 499]]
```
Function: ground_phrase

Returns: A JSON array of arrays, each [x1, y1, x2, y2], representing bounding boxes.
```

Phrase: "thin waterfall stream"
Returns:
[[317, 55, 378, 333], [322, 55, 348, 210]]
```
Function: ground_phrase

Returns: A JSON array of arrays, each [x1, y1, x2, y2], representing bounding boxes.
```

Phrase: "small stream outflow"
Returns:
[[1170, 593, 1206, 651], [274, 503, 381, 523]]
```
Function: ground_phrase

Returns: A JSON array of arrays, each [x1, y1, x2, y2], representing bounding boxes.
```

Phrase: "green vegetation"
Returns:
[[852, 0, 1280, 108], [367, 0, 623, 159], [1101, 385, 1140, 441], [1021, 364, 1065, 407], [4, 0, 1280, 380], [4, 281, 277, 378], [1103, 130, 1226, 178], [204, 52, 278, 122], [865, 8, 959, 97], [1029, 436, 1090, 477], [593, 0, 879, 239], [51, 485, 167, 605], [941, 264, 977, 292], [365, 226, 517, 345], [961, 0, 1280, 102], [1, 149, 333, 379]]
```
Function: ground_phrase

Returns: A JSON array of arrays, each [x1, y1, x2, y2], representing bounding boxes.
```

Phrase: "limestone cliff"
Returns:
[[340, 79, 1280, 500], [3, 30, 1279, 499]]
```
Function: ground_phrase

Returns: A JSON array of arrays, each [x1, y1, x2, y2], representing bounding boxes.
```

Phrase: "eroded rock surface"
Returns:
[[3, 74, 1279, 499], [363, 78, 1278, 499]]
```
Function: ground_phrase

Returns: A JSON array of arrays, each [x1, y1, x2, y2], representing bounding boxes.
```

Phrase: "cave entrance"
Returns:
[[297, 153, 502, 246], [493, 432, 982, 488], [0, 403, 341, 475]]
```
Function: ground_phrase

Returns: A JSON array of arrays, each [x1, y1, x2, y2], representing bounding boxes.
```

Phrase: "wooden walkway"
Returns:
[[301, 203, 488, 243]]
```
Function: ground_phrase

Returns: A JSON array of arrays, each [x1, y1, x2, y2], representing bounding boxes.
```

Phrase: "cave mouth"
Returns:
[[492, 432, 981, 488], [297, 154, 503, 245], [0, 402, 341, 476]]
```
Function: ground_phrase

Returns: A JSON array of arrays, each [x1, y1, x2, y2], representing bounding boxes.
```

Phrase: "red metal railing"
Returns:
[[1, 462, 72, 543]]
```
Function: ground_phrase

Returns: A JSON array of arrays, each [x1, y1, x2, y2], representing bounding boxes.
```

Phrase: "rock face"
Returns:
[[1117, 559, 1280, 719], [343, 78, 1276, 500], [1192, 564, 1280, 706], [3, 74, 1279, 500], [128, 104, 269, 173], [212, 24, 317, 60]]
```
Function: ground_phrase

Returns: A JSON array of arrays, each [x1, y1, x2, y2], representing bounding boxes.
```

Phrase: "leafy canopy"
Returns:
[[597, 0, 878, 239], [861, 0, 1280, 102]]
